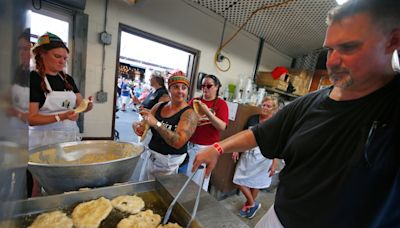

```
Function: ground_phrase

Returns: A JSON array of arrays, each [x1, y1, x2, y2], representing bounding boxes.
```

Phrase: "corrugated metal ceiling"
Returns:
[[189, 0, 338, 58]]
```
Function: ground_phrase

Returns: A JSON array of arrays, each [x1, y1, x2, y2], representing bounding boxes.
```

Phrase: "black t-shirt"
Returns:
[[149, 102, 192, 155], [245, 115, 260, 129], [141, 87, 168, 109], [30, 71, 79, 108], [252, 77, 400, 228], [13, 66, 29, 87]]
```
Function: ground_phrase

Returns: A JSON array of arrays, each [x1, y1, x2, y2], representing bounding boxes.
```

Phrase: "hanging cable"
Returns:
[[215, 18, 231, 72], [100, 0, 109, 93], [214, 0, 297, 72]]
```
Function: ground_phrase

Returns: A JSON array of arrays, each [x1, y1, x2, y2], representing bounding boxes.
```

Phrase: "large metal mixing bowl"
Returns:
[[28, 140, 144, 195]]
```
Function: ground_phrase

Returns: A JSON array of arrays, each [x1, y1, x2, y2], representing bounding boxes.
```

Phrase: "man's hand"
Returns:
[[192, 145, 220, 176]]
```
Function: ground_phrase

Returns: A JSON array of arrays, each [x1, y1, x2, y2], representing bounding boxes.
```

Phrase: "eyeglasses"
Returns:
[[201, 84, 214, 89]]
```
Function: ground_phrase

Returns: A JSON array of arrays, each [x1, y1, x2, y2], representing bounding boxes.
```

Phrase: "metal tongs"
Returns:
[[163, 165, 206, 228]]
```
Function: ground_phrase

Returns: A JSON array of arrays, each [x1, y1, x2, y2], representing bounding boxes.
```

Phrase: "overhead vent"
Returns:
[[43, 0, 86, 11]]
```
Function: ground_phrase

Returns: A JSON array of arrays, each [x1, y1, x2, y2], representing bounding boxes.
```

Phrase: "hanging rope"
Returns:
[[214, 0, 297, 72]]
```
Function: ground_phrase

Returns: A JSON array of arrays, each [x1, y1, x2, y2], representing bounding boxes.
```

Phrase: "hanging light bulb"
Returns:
[[336, 0, 349, 5]]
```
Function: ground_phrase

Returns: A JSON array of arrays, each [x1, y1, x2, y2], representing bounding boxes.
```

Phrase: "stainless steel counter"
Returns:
[[158, 174, 250, 228], [7, 174, 249, 228]]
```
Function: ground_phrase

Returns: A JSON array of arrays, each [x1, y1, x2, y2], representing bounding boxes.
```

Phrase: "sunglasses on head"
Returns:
[[201, 84, 214, 89]]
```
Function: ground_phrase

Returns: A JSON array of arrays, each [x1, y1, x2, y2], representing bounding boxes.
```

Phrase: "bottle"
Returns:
[[223, 87, 229, 101]]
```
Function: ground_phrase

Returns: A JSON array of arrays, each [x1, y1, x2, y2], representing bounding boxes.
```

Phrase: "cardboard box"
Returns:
[[256, 72, 283, 87], [276, 81, 288, 91]]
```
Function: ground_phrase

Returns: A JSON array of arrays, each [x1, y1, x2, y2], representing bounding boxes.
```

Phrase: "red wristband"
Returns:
[[213, 143, 223, 155]]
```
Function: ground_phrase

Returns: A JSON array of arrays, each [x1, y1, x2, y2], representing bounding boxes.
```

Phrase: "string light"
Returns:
[[336, 0, 349, 5]]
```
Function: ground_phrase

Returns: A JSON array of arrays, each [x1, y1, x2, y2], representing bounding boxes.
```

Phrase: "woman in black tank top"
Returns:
[[133, 71, 198, 180]]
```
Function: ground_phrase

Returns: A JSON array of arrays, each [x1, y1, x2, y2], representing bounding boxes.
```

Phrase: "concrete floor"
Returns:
[[218, 189, 276, 227], [115, 108, 141, 143], [115, 108, 277, 227]]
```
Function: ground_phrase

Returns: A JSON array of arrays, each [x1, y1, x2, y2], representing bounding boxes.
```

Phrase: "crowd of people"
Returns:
[[19, 0, 399, 226]]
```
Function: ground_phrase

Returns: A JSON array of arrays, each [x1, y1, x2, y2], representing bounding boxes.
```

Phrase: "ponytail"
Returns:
[[34, 53, 50, 94]]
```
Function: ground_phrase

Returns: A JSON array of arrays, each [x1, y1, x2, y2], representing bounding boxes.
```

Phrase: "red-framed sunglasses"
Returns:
[[201, 84, 214, 89]]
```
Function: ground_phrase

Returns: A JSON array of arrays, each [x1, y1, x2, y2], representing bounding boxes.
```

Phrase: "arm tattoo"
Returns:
[[156, 109, 198, 148]]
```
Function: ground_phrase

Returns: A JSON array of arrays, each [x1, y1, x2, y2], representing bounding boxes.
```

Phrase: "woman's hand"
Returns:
[[197, 101, 209, 115], [268, 159, 279, 177], [139, 109, 158, 127], [84, 96, 94, 112], [62, 110, 79, 121], [132, 121, 145, 136], [232, 152, 240, 162]]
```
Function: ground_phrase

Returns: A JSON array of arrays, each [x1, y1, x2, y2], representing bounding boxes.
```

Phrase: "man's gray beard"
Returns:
[[329, 74, 353, 89]]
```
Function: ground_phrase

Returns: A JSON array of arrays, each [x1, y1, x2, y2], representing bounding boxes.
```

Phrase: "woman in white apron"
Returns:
[[133, 70, 198, 181], [28, 32, 93, 150], [28, 32, 93, 196], [232, 95, 279, 218], [183, 74, 229, 191], [4, 30, 31, 146]]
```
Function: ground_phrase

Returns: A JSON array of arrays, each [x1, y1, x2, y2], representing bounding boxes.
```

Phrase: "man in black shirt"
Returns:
[[193, 0, 400, 227], [132, 72, 169, 109]]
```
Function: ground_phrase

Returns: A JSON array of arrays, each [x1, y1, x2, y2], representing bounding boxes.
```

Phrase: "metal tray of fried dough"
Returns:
[[7, 178, 201, 228]]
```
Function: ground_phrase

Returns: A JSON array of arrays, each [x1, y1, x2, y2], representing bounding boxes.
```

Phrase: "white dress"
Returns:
[[232, 114, 273, 189], [233, 147, 273, 189]]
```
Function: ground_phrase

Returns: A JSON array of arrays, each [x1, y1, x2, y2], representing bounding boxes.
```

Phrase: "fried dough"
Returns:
[[140, 123, 150, 142], [74, 99, 89, 114], [193, 100, 205, 116], [157, 222, 183, 228], [117, 209, 161, 228], [28, 211, 73, 228], [111, 195, 145, 214], [72, 197, 112, 228]]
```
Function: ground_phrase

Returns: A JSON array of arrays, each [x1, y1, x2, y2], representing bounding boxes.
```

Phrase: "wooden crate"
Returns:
[[276, 80, 288, 91], [289, 69, 312, 96], [256, 72, 283, 87]]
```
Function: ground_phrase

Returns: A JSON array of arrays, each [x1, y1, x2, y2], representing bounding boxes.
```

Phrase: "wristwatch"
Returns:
[[156, 121, 162, 128], [55, 114, 61, 122]]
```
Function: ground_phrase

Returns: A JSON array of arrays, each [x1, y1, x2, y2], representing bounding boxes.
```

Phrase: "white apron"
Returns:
[[255, 204, 284, 228], [185, 143, 210, 191], [144, 149, 186, 181], [9, 84, 29, 146], [29, 76, 80, 150], [129, 130, 153, 182], [233, 147, 273, 189]]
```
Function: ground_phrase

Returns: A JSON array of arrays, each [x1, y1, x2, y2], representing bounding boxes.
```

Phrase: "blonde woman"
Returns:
[[232, 95, 279, 218]]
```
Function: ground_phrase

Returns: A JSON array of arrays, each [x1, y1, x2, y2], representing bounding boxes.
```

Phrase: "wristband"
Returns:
[[213, 143, 223, 155], [55, 114, 61, 122]]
